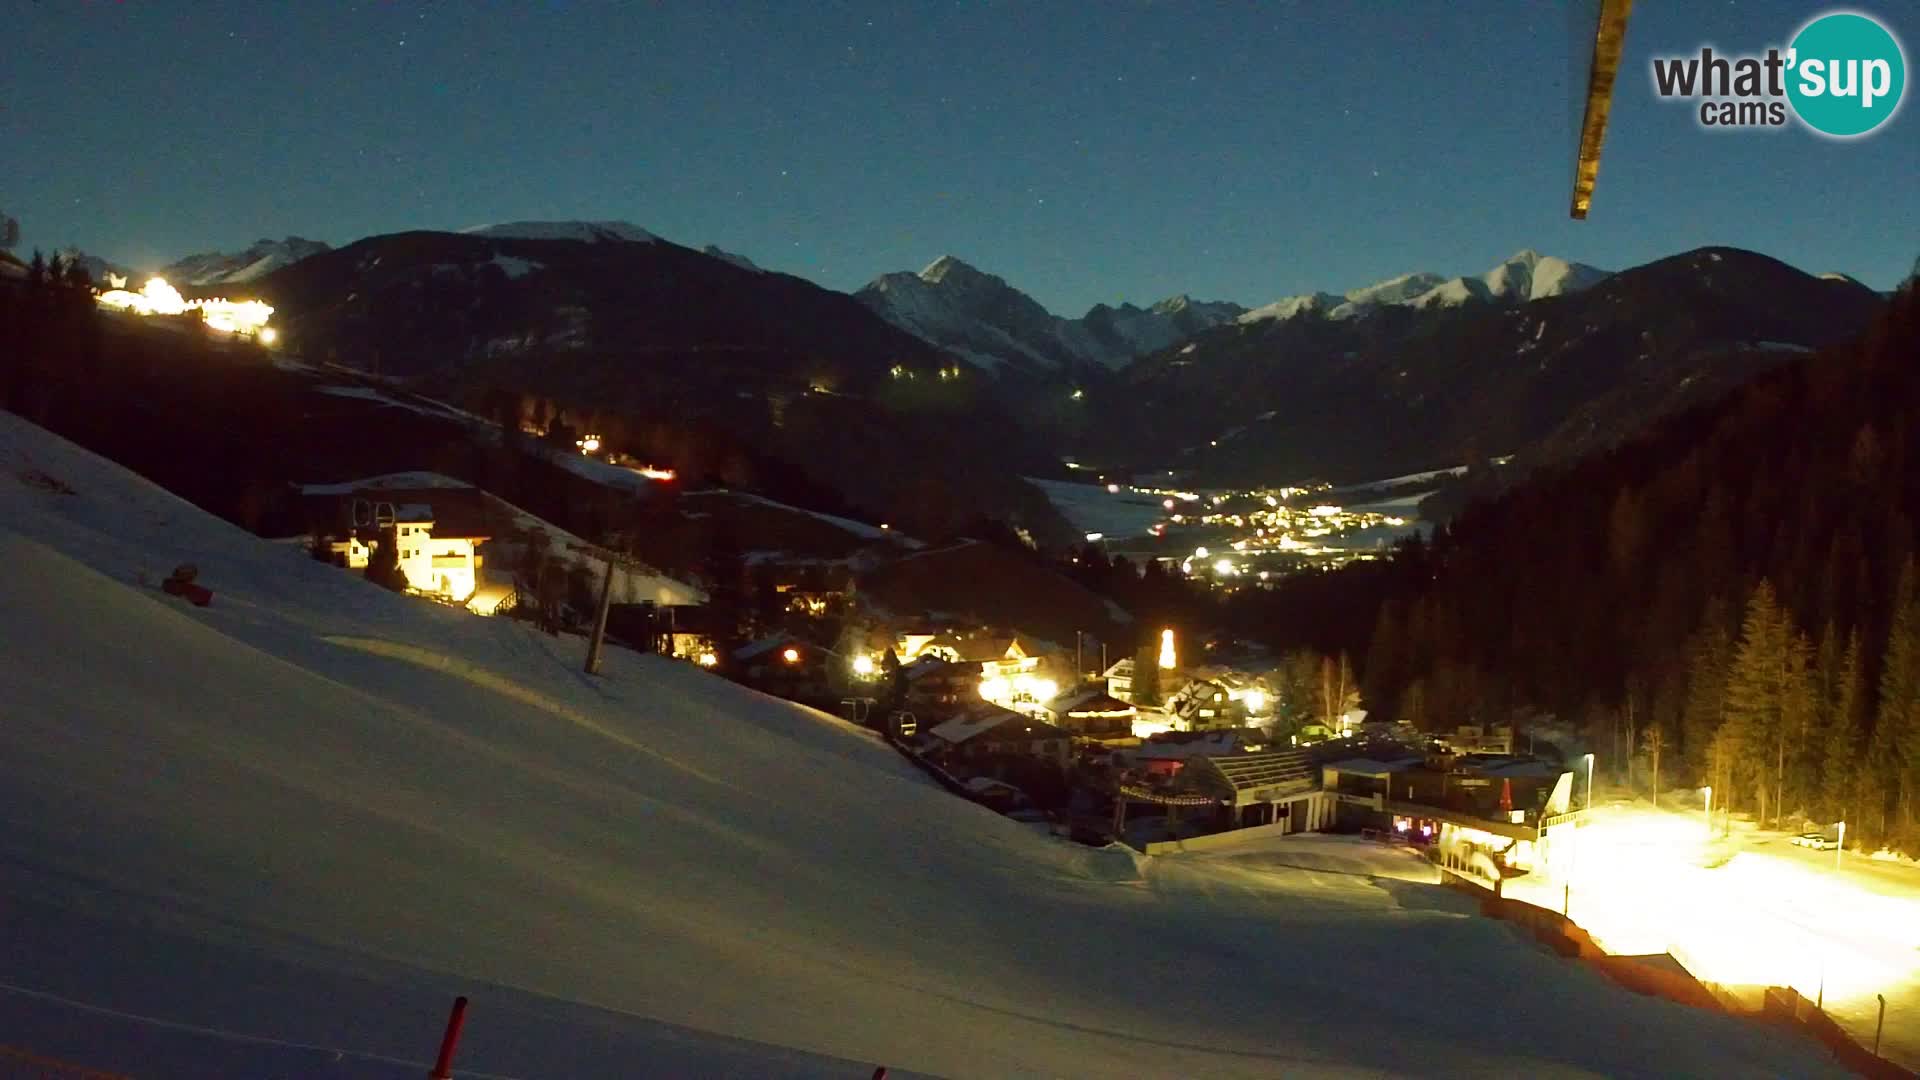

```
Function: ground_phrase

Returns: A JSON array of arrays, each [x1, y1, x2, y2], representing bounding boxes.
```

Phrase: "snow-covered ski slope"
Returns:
[[0, 414, 1843, 1078]]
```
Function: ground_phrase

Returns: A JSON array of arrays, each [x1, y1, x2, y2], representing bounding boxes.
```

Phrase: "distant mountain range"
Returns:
[[59, 217, 1892, 542], [852, 250, 1612, 377], [163, 237, 331, 287], [856, 256, 1245, 375], [1238, 250, 1612, 323], [1079, 247, 1886, 486], [242, 223, 1074, 544]]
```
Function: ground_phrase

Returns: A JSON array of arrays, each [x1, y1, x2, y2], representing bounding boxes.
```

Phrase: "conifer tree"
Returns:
[[364, 526, 407, 592], [1824, 629, 1867, 826], [1723, 580, 1794, 825], [1876, 561, 1920, 834], [1681, 611, 1732, 780], [1642, 722, 1667, 804], [1132, 644, 1162, 707]]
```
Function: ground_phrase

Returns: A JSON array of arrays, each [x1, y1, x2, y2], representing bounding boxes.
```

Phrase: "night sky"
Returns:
[[11, 1, 1916, 313]]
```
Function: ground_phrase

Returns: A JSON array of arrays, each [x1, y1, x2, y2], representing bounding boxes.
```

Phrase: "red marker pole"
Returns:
[[430, 996, 469, 1080]]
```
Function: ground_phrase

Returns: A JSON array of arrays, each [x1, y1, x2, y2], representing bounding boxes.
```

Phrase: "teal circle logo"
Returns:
[[1786, 12, 1906, 137]]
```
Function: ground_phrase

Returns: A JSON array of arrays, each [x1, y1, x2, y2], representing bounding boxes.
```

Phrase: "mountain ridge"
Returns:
[[857, 254, 1246, 374]]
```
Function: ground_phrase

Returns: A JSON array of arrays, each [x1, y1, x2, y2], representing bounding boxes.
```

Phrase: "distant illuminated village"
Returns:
[[1070, 477, 1423, 589]]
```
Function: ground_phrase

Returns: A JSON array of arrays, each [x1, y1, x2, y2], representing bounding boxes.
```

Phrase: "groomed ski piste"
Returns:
[[0, 412, 1847, 1078]]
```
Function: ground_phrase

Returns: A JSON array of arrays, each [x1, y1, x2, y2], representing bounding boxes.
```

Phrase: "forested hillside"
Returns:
[[1258, 271, 1920, 850]]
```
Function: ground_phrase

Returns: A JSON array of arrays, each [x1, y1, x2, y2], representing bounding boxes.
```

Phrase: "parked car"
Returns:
[[1791, 832, 1838, 850]]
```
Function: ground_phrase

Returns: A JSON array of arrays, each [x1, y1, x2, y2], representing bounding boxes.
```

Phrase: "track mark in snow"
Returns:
[[322, 635, 736, 790], [0, 978, 529, 1080]]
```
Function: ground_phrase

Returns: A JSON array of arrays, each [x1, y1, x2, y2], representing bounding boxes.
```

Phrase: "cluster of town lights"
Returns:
[[96, 276, 277, 341]]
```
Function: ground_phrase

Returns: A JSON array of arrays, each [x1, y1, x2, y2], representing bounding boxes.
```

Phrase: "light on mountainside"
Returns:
[[1159, 628, 1176, 670], [95, 276, 276, 338], [781, 647, 801, 664]]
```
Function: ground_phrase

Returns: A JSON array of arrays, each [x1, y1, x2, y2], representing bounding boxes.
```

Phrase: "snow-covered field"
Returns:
[[1500, 798, 1920, 1070], [0, 414, 1846, 1077], [1024, 478, 1170, 541]]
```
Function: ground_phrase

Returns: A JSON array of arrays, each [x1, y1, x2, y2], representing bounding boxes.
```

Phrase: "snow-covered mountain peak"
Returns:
[[919, 254, 994, 287], [1342, 271, 1449, 307], [1241, 251, 1610, 325], [161, 236, 330, 287], [702, 244, 763, 273], [460, 220, 658, 244], [859, 259, 1243, 374]]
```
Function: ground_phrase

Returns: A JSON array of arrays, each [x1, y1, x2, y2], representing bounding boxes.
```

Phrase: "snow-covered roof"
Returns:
[[1045, 686, 1135, 717], [297, 472, 473, 496], [734, 634, 802, 663], [929, 706, 1067, 746], [1125, 730, 1257, 762], [1323, 757, 1420, 777]]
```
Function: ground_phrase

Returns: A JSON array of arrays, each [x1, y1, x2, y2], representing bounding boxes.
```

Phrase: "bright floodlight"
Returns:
[[852, 654, 876, 676], [1159, 628, 1176, 670], [781, 647, 800, 664]]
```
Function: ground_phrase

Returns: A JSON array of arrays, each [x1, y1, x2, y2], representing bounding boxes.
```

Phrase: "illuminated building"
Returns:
[[327, 504, 487, 603], [95, 276, 277, 339]]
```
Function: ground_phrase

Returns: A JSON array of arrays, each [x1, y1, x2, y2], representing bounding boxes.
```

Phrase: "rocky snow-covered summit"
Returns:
[[857, 255, 1244, 374], [1240, 250, 1610, 324], [161, 237, 330, 287]]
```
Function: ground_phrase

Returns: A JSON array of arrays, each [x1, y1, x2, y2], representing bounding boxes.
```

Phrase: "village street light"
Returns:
[[1583, 753, 1596, 812], [851, 653, 876, 677], [1836, 820, 1847, 870], [781, 647, 801, 664]]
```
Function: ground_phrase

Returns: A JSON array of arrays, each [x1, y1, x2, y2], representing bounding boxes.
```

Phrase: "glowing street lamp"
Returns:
[[781, 647, 801, 664], [1836, 820, 1847, 869], [851, 654, 876, 677], [1158, 628, 1176, 670], [1583, 753, 1596, 812]]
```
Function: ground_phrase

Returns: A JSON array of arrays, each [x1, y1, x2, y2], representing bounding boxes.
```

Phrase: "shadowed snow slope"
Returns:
[[0, 413, 1844, 1077]]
